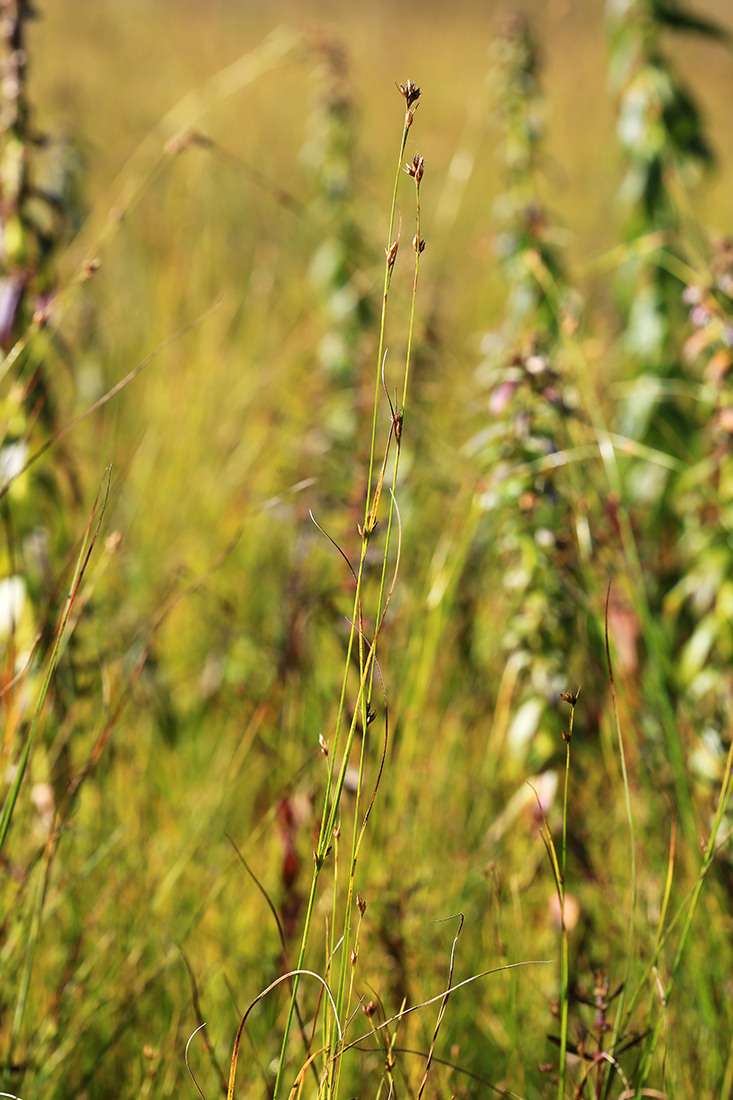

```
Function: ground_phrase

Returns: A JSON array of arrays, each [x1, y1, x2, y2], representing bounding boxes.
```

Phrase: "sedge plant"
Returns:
[[262, 77, 425, 1100]]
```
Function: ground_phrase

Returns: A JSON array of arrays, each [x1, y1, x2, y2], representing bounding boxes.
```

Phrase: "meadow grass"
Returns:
[[1, 2, 733, 1098]]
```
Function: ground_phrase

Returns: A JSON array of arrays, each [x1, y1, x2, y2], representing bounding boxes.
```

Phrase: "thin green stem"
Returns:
[[274, 86, 420, 1100], [365, 107, 414, 525], [598, 586, 636, 1100], [636, 735, 733, 1092], [369, 161, 423, 699], [557, 703, 575, 1100]]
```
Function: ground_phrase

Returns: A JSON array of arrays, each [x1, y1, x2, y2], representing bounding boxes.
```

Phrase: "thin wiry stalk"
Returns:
[[557, 698, 576, 1100], [415, 913, 464, 1100], [332, 637, 392, 1100], [362, 1044, 520, 1097], [370, 991, 403, 1100], [325, 829, 341, 1096], [334, 91, 417, 1100], [602, 582, 636, 1100], [370, 154, 423, 676], [527, 692, 576, 1100], [364, 87, 419, 525], [185, 1023, 208, 1100]]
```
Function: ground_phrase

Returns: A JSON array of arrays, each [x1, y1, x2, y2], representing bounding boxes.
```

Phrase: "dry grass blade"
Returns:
[[286, 1046, 329, 1100]]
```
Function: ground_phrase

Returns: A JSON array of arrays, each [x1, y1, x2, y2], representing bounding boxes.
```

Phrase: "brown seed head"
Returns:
[[356, 893, 367, 915], [397, 79, 421, 107], [560, 686, 581, 707], [405, 154, 424, 184]]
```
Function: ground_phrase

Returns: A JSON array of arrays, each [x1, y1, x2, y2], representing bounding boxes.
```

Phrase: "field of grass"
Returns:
[[2, 0, 733, 1097]]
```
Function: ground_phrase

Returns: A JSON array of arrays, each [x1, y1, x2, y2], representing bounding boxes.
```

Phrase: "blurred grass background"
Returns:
[[1, 0, 733, 1097]]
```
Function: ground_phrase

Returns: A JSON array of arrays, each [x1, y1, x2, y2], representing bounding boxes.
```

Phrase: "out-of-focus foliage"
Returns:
[[1, 1, 733, 1098], [469, 15, 592, 777]]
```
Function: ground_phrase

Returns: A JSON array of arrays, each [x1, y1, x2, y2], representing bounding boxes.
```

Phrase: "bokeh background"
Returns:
[[1, 1, 733, 1097]]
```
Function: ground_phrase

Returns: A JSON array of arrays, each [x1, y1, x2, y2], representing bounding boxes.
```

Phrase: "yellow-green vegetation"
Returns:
[[2, 1, 733, 1098]]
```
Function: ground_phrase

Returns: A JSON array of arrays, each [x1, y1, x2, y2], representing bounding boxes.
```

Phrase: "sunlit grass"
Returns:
[[0, 1, 732, 1097]]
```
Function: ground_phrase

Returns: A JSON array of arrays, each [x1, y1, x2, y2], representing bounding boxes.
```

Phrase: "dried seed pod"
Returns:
[[405, 154, 424, 184], [397, 79, 421, 107]]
